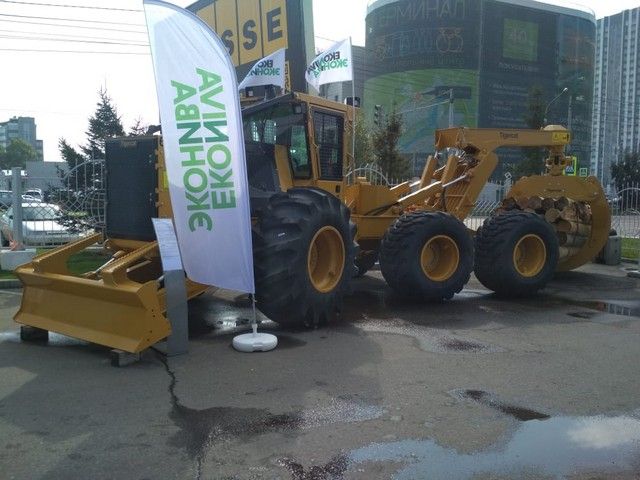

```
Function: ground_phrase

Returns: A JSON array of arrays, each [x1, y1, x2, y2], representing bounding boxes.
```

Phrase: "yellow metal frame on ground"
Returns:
[[14, 233, 208, 353]]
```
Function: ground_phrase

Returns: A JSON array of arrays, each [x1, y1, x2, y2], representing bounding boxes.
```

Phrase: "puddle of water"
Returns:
[[454, 290, 486, 299], [452, 389, 550, 422], [278, 455, 349, 480], [567, 311, 597, 319], [189, 314, 279, 339], [270, 335, 307, 349], [439, 339, 487, 353], [350, 413, 640, 479], [343, 290, 392, 321], [554, 298, 640, 319], [590, 301, 640, 317], [0, 330, 86, 347], [188, 295, 277, 338]]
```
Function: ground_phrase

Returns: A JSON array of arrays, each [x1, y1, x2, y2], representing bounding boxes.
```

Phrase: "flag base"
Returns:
[[232, 332, 278, 352]]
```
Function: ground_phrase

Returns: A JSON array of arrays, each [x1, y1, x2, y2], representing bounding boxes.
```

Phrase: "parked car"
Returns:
[[0, 191, 42, 210], [24, 188, 44, 202], [0, 190, 12, 209], [0, 202, 82, 246]]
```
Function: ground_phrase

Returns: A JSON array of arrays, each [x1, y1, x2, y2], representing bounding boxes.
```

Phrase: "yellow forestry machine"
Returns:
[[13, 93, 610, 353]]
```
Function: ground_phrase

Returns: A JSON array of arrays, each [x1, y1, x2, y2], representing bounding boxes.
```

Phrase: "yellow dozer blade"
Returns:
[[14, 233, 206, 353], [507, 175, 611, 271]]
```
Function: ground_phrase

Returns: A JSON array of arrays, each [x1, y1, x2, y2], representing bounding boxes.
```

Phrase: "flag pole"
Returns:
[[350, 37, 356, 182], [251, 294, 258, 336]]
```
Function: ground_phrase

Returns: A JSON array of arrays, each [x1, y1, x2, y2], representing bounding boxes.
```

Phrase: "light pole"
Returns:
[[448, 88, 454, 127], [544, 87, 568, 126]]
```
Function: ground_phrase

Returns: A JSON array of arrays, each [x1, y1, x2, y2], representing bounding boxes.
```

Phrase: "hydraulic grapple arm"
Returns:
[[394, 126, 573, 220]]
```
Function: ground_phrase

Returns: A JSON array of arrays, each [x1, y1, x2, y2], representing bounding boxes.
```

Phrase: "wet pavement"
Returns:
[[0, 263, 639, 479], [350, 413, 640, 479]]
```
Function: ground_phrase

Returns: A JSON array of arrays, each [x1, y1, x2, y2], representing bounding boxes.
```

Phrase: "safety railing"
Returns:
[[610, 183, 640, 261], [0, 161, 105, 250]]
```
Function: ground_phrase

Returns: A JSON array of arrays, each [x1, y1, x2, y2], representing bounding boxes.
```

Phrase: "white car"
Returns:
[[0, 202, 81, 247], [24, 189, 44, 202]]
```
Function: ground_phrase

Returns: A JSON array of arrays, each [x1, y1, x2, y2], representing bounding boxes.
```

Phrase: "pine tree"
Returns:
[[611, 151, 640, 192], [129, 117, 148, 136], [372, 107, 409, 181], [58, 88, 124, 196], [57, 138, 91, 195], [509, 86, 546, 180], [354, 110, 373, 168], [80, 88, 125, 160]]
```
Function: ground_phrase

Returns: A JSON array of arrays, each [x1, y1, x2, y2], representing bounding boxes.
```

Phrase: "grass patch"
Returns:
[[622, 237, 640, 260], [66, 250, 112, 275], [0, 248, 111, 279], [0, 268, 16, 279]]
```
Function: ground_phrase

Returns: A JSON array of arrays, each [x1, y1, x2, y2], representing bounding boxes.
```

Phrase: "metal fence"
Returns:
[[610, 182, 640, 260], [380, 171, 640, 261], [464, 181, 640, 261], [347, 163, 391, 186], [0, 161, 105, 250], [1, 161, 638, 261]]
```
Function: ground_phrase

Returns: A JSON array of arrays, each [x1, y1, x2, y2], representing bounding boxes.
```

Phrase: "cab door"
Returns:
[[310, 109, 345, 199]]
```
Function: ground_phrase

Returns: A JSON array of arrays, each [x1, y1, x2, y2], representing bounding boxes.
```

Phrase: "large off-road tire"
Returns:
[[253, 188, 356, 328], [379, 211, 473, 300], [474, 212, 559, 297]]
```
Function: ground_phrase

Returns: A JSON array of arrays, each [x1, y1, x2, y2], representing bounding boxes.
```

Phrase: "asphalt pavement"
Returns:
[[1, 263, 639, 480]]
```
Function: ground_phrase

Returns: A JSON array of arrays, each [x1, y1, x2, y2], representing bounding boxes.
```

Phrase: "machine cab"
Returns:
[[241, 93, 350, 212]]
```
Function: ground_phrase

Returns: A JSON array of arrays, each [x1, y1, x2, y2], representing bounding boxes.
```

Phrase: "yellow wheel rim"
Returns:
[[420, 235, 460, 282], [513, 234, 547, 278], [307, 226, 345, 293]]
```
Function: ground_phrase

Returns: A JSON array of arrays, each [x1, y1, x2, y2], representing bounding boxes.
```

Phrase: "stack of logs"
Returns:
[[497, 196, 592, 260]]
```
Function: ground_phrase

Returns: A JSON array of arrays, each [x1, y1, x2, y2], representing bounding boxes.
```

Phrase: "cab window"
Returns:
[[242, 103, 310, 179], [313, 112, 343, 180], [289, 125, 310, 178]]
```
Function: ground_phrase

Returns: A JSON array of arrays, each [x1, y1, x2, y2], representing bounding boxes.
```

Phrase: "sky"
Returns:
[[0, 0, 638, 162]]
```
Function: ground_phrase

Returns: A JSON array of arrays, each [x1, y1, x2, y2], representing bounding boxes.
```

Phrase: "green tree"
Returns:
[[509, 86, 546, 180], [81, 88, 125, 160], [58, 138, 86, 186], [372, 107, 409, 180], [611, 151, 640, 190], [0, 139, 37, 169], [354, 110, 373, 168], [59, 88, 125, 193], [129, 117, 148, 136]]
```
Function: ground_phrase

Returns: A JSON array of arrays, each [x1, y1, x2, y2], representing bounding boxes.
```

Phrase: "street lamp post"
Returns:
[[567, 94, 572, 133], [448, 88, 454, 127], [544, 87, 568, 126]]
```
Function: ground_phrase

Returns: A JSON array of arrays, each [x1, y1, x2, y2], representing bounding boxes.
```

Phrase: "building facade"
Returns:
[[364, 0, 596, 177], [0, 116, 43, 161], [591, 7, 640, 188]]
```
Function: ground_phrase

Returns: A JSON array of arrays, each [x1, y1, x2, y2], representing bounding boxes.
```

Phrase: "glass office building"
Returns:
[[365, 0, 596, 177]]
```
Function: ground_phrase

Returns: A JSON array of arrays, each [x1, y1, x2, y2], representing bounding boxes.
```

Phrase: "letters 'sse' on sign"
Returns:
[[195, 0, 288, 66]]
